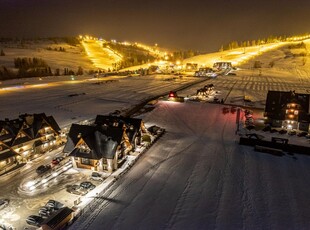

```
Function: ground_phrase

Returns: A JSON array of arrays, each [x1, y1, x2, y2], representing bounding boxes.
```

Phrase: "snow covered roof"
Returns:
[[65, 123, 123, 159], [0, 113, 61, 146], [95, 115, 142, 142]]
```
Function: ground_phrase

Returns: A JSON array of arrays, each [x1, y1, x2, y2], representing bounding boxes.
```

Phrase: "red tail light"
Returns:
[[169, 92, 175, 97]]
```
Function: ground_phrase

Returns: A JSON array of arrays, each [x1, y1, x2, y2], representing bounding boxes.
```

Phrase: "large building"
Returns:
[[64, 115, 147, 172], [0, 113, 62, 174], [264, 90, 310, 131]]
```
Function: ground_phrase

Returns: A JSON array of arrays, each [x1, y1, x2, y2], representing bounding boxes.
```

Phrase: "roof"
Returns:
[[66, 124, 124, 159], [0, 113, 61, 147], [0, 149, 17, 161], [95, 115, 142, 130], [95, 115, 142, 142], [42, 207, 73, 228]]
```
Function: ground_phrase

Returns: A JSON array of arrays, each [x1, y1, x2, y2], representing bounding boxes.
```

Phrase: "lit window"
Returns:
[[294, 110, 298, 115], [81, 158, 91, 165]]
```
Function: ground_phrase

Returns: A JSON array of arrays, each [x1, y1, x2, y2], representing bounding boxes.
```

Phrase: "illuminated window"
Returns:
[[294, 110, 298, 115], [81, 158, 91, 165], [78, 143, 90, 153], [16, 132, 26, 138], [0, 129, 8, 136]]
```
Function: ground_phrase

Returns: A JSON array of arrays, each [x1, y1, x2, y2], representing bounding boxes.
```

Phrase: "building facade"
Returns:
[[0, 113, 62, 174], [64, 115, 147, 172], [264, 90, 310, 132]]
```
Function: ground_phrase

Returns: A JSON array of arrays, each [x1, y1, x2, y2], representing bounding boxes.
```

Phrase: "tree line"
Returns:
[[0, 56, 85, 80], [220, 34, 310, 51]]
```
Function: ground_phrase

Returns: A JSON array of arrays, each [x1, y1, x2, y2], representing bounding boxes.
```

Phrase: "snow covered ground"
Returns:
[[69, 101, 310, 230], [1, 38, 310, 230], [81, 39, 122, 70], [0, 74, 200, 127], [0, 39, 94, 71]]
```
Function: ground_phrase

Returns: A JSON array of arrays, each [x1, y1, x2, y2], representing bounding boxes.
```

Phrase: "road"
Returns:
[[69, 101, 310, 230]]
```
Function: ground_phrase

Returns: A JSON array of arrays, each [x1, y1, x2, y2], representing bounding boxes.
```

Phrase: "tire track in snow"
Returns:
[[76, 138, 197, 230], [163, 105, 224, 229]]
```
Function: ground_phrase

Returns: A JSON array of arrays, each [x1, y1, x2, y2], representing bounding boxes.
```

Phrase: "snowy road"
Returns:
[[70, 101, 310, 230]]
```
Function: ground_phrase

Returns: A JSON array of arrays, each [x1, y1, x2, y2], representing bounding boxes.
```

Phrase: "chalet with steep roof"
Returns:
[[64, 115, 147, 172], [0, 113, 61, 174]]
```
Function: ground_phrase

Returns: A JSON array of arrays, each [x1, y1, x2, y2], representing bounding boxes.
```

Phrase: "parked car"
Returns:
[[38, 206, 54, 218], [0, 199, 9, 210], [297, 131, 308, 137], [36, 165, 51, 174], [52, 157, 64, 165], [262, 126, 271, 132], [26, 215, 44, 227], [66, 184, 88, 196], [288, 130, 297, 136], [45, 200, 64, 210], [80, 181, 96, 190], [279, 129, 287, 134], [90, 172, 104, 182], [270, 129, 278, 133], [147, 125, 163, 135]]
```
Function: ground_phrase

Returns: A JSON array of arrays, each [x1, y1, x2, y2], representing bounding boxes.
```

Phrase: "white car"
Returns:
[[90, 172, 104, 182]]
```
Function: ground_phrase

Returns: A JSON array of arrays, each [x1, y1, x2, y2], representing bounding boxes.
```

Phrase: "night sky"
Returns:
[[1, 0, 310, 52]]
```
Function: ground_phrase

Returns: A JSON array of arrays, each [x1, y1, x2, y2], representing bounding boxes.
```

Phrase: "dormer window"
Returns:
[[78, 143, 90, 153], [0, 128, 8, 136]]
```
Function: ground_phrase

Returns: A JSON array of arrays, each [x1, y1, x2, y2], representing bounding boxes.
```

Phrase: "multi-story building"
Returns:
[[0, 113, 61, 174], [64, 115, 147, 172], [264, 90, 310, 131]]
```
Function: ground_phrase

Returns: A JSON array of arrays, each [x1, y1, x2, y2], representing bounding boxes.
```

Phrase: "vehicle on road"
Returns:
[[0, 199, 9, 210], [80, 181, 96, 190], [167, 91, 184, 102], [26, 215, 44, 227], [90, 172, 104, 182], [36, 165, 51, 174], [66, 184, 88, 196]]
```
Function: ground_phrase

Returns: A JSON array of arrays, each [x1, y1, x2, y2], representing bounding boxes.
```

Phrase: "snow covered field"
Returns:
[[69, 101, 310, 230], [0, 74, 200, 127]]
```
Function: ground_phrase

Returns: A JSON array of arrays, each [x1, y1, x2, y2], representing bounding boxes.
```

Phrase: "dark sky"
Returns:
[[1, 0, 310, 52]]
